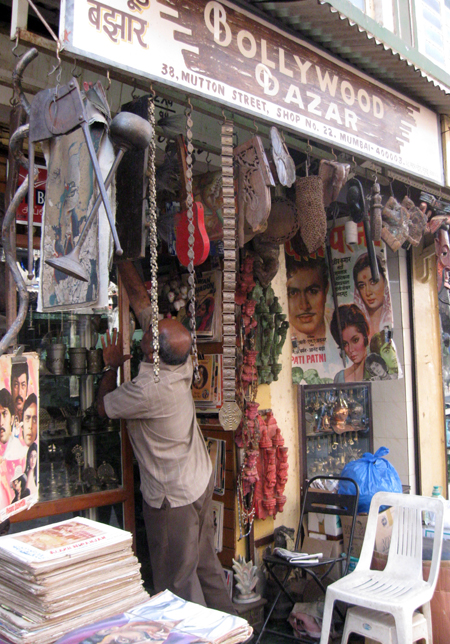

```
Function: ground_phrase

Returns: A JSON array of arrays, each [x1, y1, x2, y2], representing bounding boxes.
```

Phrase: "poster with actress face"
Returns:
[[286, 219, 401, 384], [0, 353, 39, 522]]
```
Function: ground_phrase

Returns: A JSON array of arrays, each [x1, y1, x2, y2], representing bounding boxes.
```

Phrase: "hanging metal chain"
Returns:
[[219, 118, 242, 431], [185, 99, 199, 380], [147, 92, 160, 382], [237, 466, 256, 539]]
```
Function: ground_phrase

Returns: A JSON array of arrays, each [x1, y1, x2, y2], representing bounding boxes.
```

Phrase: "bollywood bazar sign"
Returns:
[[60, 0, 443, 184]]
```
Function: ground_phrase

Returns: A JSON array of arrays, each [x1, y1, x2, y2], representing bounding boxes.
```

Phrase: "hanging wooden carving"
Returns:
[[234, 136, 275, 247]]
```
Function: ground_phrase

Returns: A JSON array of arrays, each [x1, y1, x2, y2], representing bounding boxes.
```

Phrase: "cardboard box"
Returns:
[[341, 507, 395, 559], [307, 512, 343, 537], [301, 536, 344, 581], [424, 527, 450, 541]]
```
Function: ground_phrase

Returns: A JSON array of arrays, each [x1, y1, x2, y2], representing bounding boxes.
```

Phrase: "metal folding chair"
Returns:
[[255, 475, 359, 644]]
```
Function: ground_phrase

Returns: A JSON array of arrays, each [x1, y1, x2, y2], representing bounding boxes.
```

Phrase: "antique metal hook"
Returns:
[[105, 70, 111, 91], [71, 58, 82, 79], [253, 119, 258, 133], [389, 177, 395, 197], [305, 141, 312, 177], [47, 40, 62, 82], [12, 31, 20, 57]]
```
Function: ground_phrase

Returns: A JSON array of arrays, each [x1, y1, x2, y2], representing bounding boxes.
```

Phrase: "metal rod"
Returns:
[[363, 218, 380, 283], [74, 148, 125, 251], [326, 241, 347, 368], [27, 139, 34, 278], [79, 120, 123, 255]]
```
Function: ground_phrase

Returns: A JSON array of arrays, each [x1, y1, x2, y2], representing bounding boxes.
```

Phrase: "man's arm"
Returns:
[[117, 261, 151, 324], [97, 329, 130, 418]]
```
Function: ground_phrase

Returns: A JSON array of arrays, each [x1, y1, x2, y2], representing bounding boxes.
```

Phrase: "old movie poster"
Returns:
[[286, 219, 401, 385], [0, 353, 39, 521]]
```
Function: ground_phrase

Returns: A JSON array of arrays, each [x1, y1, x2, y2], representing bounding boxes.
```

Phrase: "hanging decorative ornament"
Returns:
[[147, 91, 160, 382], [219, 118, 242, 431], [184, 99, 199, 380]]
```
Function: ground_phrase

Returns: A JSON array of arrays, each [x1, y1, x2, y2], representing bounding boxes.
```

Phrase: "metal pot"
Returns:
[[69, 347, 87, 375], [46, 343, 66, 375], [87, 348, 103, 374]]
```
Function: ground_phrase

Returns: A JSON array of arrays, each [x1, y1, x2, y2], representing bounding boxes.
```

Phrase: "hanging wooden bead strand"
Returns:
[[147, 90, 160, 382], [184, 99, 199, 380], [219, 118, 243, 431]]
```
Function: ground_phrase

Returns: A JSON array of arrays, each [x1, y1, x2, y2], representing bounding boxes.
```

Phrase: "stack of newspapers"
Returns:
[[0, 517, 148, 644]]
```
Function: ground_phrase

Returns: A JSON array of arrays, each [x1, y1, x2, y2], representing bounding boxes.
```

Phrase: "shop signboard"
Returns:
[[60, 0, 443, 185]]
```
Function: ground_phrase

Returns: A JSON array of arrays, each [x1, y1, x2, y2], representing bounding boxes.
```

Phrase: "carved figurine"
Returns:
[[232, 556, 261, 604], [236, 254, 256, 305]]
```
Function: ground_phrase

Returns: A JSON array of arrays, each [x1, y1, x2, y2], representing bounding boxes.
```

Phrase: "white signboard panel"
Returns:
[[60, 0, 444, 185]]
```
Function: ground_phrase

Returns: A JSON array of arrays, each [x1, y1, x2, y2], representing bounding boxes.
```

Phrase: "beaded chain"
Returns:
[[147, 92, 160, 382], [184, 99, 199, 380]]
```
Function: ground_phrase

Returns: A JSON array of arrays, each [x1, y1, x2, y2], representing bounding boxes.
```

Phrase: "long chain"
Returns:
[[147, 93, 160, 382], [185, 99, 199, 379], [237, 466, 256, 539]]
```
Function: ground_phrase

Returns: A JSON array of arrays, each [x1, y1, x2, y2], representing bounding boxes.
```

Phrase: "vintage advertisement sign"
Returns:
[[285, 221, 401, 385], [60, 0, 443, 184], [0, 353, 39, 522], [16, 165, 47, 226]]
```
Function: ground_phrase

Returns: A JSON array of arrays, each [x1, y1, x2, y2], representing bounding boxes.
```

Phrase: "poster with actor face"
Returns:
[[0, 353, 39, 522], [286, 219, 401, 384]]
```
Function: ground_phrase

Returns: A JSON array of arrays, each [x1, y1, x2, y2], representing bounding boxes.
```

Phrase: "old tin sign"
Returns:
[[60, 0, 443, 184]]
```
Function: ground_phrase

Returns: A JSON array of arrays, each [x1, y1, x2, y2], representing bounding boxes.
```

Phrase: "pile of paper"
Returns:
[[0, 517, 148, 644], [52, 589, 252, 644]]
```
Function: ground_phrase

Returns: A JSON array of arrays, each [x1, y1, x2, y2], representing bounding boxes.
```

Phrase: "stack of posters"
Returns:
[[52, 589, 252, 644], [0, 517, 148, 644], [193, 354, 223, 413]]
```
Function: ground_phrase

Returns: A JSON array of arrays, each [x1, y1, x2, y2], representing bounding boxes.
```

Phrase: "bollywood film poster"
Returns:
[[285, 219, 401, 385], [0, 353, 39, 522]]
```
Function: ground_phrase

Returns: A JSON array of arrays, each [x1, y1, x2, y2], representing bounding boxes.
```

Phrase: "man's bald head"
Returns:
[[141, 318, 192, 365]]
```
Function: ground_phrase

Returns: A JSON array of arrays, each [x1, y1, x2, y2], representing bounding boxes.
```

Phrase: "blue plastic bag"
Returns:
[[338, 447, 402, 513]]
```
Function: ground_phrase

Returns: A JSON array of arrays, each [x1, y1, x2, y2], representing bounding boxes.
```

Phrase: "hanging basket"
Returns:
[[295, 176, 327, 254]]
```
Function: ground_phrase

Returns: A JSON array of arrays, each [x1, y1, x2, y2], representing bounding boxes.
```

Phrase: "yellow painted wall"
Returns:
[[235, 249, 300, 560], [412, 248, 447, 496]]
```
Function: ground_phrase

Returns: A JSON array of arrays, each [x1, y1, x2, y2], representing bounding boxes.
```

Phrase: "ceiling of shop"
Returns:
[[1, 0, 450, 115]]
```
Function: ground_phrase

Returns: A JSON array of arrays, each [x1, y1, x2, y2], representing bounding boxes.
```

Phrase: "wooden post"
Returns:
[[117, 268, 136, 549]]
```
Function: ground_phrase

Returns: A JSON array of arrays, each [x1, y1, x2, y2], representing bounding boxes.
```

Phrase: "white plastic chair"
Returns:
[[319, 491, 445, 644]]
